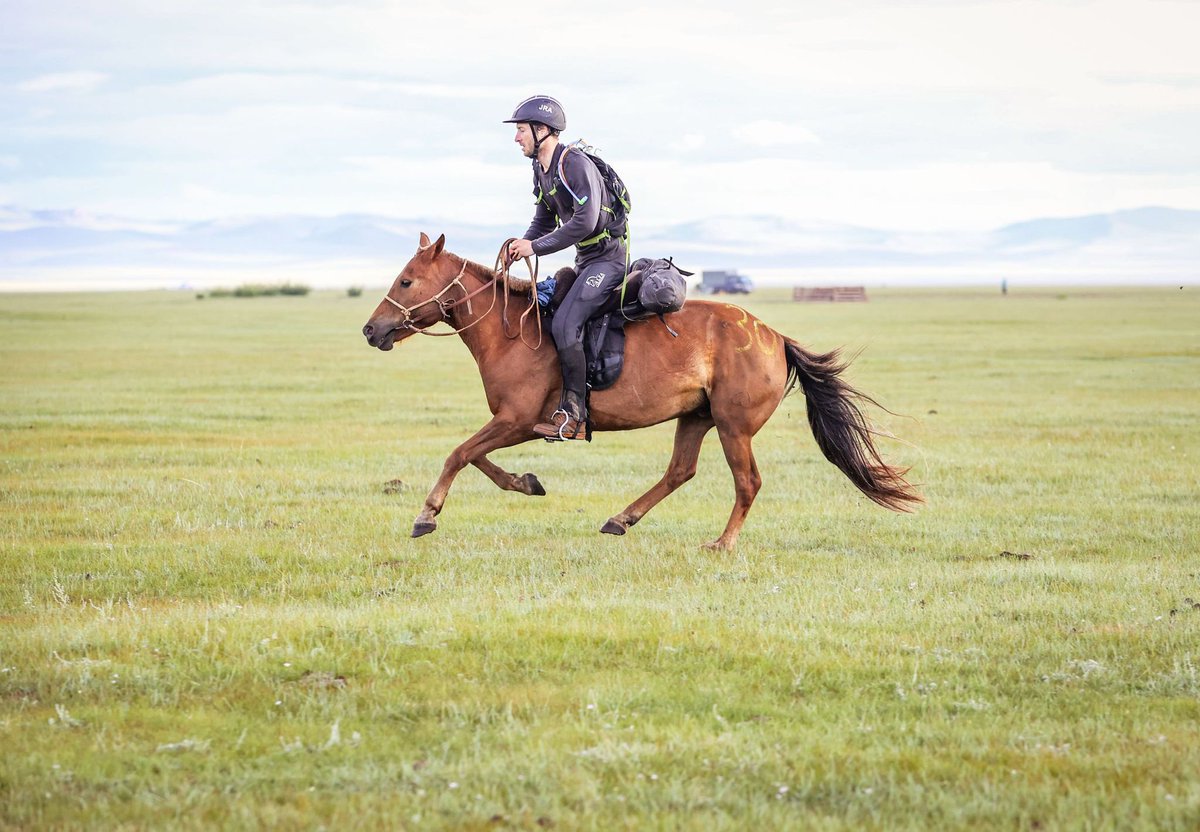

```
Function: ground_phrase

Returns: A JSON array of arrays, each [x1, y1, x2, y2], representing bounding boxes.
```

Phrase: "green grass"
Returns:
[[1, 285, 1198, 830]]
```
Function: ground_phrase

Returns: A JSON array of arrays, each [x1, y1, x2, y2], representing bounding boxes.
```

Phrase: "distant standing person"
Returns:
[[504, 95, 628, 441]]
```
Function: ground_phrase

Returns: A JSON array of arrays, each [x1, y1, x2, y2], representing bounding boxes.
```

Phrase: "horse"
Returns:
[[362, 233, 921, 550]]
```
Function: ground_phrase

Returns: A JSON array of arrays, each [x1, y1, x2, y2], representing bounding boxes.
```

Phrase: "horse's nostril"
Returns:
[[362, 324, 373, 337]]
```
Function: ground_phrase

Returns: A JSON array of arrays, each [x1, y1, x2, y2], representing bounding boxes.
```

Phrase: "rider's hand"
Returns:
[[508, 238, 534, 262]]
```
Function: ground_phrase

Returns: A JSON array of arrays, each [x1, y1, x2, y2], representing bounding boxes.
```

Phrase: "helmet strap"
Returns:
[[530, 123, 561, 164]]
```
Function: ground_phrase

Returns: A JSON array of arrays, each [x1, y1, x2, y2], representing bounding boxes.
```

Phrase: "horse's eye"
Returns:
[[400, 279, 412, 288]]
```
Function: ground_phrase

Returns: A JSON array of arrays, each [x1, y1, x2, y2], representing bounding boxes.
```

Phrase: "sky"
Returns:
[[2, 0, 1199, 236]]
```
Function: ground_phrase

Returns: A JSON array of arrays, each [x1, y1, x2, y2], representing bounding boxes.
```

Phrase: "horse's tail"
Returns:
[[784, 338, 923, 512]]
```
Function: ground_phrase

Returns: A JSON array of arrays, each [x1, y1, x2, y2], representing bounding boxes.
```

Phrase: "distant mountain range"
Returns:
[[1, 205, 1196, 289]]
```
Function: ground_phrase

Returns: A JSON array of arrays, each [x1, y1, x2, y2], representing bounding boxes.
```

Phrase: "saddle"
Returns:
[[545, 261, 686, 391]]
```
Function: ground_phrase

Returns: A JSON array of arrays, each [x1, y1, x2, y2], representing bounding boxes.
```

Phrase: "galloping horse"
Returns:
[[362, 234, 921, 550]]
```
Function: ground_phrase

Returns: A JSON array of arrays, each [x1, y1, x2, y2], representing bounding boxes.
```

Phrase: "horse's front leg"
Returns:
[[413, 418, 533, 538], [472, 455, 546, 497]]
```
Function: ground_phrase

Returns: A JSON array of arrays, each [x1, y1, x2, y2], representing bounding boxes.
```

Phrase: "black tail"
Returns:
[[784, 339, 923, 512]]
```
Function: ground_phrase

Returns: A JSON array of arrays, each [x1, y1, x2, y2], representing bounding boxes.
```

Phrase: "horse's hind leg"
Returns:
[[704, 423, 762, 551], [601, 413, 713, 536], [472, 455, 546, 497]]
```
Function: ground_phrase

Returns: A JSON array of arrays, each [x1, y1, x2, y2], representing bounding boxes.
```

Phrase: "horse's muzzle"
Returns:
[[362, 321, 398, 351]]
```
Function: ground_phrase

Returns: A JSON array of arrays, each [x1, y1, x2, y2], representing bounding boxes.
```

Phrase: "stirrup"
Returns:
[[556, 413, 585, 441], [551, 408, 585, 441], [535, 408, 586, 442]]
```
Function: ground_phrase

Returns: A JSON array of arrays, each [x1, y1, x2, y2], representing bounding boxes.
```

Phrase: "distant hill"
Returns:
[[1, 205, 1196, 289]]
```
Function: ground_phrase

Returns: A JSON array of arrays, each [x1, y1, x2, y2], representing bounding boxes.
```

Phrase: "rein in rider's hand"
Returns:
[[508, 238, 534, 263]]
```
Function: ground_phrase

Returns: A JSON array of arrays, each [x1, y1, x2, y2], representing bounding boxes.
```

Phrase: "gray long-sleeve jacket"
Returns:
[[523, 144, 618, 257]]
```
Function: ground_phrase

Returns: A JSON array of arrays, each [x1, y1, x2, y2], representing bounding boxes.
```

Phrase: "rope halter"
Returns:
[[382, 258, 471, 331]]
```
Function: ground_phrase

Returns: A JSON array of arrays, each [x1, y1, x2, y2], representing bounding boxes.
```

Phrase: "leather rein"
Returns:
[[380, 239, 544, 347]]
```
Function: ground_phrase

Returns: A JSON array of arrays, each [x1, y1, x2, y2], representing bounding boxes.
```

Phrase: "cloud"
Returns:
[[3, 0, 1200, 231], [669, 133, 706, 153], [731, 120, 820, 147], [624, 158, 1200, 232], [1099, 72, 1200, 89], [15, 71, 108, 94]]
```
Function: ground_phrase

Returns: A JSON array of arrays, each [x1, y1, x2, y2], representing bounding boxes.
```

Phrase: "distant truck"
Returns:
[[700, 270, 754, 295]]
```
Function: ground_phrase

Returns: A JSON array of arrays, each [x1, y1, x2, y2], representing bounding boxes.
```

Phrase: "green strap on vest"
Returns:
[[617, 226, 632, 318], [579, 228, 611, 247]]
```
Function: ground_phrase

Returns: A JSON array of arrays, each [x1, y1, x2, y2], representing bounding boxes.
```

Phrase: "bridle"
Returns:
[[382, 256, 476, 336], [379, 240, 544, 347]]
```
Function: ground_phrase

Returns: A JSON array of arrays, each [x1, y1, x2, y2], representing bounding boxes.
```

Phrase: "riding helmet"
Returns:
[[503, 95, 566, 132]]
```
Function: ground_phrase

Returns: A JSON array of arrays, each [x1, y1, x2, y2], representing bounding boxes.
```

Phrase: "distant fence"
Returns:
[[792, 286, 868, 302]]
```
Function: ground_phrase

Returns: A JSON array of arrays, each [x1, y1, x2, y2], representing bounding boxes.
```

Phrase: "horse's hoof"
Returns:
[[522, 473, 546, 496], [701, 539, 731, 551], [600, 518, 627, 536], [411, 521, 437, 538]]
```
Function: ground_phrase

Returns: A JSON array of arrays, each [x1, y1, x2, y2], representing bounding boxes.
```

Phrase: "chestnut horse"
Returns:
[[362, 234, 920, 550]]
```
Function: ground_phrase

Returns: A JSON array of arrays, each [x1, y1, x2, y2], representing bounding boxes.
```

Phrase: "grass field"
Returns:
[[1, 284, 1198, 830]]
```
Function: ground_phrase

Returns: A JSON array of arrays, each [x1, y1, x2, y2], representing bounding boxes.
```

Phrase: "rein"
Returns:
[[380, 240, 543, 348], [492, 239, 544, 350]]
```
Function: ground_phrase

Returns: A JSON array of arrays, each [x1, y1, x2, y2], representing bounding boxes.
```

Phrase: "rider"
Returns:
[[504, 95, 627, 441]]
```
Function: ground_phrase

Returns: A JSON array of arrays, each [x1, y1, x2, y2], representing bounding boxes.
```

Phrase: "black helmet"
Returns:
[[503, 95, 566, 132]]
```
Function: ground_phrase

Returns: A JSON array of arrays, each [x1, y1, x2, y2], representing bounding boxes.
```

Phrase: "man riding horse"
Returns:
[[360, 97, 920, 546], [504, 95, 627, 441]]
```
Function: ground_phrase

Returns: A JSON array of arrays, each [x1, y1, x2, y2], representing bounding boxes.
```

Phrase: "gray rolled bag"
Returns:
[[628, 257, 692, 316]]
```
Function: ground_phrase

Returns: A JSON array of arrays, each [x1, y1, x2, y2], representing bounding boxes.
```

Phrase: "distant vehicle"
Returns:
[[701, 270, 754, 295]]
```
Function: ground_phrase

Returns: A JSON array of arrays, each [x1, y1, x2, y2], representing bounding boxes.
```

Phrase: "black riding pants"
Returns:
[[549, 237, 627, 414]]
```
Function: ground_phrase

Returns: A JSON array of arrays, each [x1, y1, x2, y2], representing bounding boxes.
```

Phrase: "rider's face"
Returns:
[[514, 123, 538, 158]]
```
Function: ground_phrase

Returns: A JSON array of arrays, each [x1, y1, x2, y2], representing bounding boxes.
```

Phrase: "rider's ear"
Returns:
[[431, 234, 445, 258]]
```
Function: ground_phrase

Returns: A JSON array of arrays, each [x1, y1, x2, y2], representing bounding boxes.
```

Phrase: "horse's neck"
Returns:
[[450, 262, 547, 365]]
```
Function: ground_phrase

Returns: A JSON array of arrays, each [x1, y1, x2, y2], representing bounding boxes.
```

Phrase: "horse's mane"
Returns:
[[460, 256, 535, 297], [460, 255, 577, 300]]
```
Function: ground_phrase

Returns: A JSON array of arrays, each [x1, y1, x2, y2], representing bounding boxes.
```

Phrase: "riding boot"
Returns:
[[533, 389, 587, 441]]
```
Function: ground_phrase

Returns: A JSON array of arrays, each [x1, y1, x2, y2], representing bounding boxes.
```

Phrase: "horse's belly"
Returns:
[[586, 333, 709, 430], [588, 381, 705, 430]]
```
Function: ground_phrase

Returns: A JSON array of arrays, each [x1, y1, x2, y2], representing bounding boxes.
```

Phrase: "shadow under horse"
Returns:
[[362, 233, 921, 550]]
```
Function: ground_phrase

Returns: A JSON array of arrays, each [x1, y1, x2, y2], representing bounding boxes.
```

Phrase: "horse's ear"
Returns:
[[418, 232, 431, 249], [432, 234, 445, 257]]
